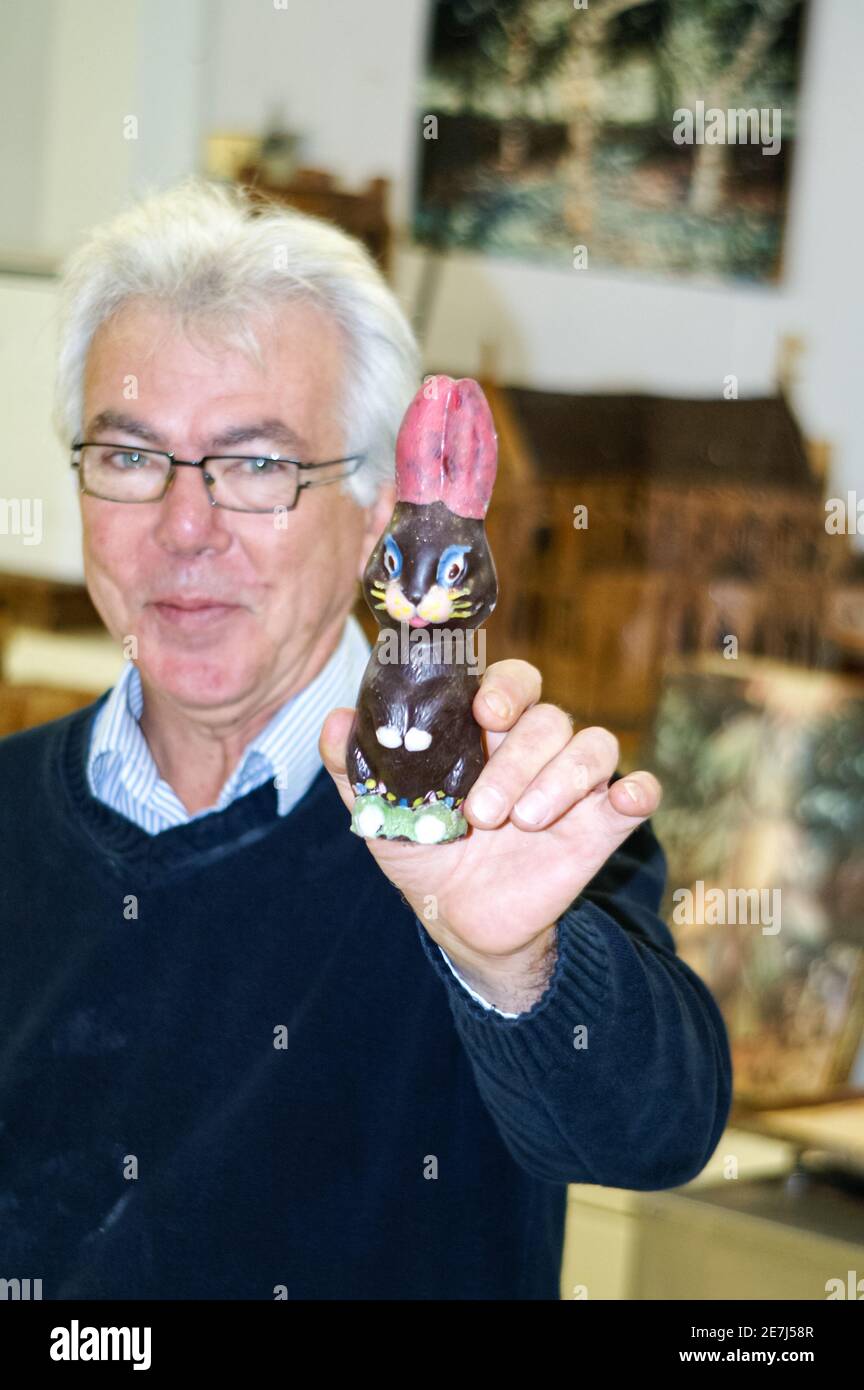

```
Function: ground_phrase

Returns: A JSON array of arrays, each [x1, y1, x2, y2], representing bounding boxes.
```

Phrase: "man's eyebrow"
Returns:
[[85, 410, 164, 445], [208, 419, 310, 454], [84, 411, 310, 455]]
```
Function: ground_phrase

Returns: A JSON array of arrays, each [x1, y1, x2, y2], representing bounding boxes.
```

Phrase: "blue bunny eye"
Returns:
[[382, 534, 402, 579], [437, 544, 471, 588]]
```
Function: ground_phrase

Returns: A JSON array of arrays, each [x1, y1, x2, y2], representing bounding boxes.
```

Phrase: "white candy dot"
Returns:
[[415, 815, 446, 844], [356, 804, 385, 836]]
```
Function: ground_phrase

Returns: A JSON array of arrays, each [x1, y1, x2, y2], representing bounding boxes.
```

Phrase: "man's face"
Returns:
[[80, 297, 391, 716]]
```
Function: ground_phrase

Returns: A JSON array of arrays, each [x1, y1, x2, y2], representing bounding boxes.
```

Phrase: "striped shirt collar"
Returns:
[[87, 613, 371, 834]]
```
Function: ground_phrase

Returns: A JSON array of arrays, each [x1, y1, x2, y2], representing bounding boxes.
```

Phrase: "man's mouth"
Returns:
[[150, 597, 241, 627]]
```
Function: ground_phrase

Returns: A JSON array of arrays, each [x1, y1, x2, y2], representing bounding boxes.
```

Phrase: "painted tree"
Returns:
[[661, 0, 800, 216], [428, 0, 660, 236], [491, 0, 557, 173], [555, 0, 657, 238], [427, 0, 567, 171]]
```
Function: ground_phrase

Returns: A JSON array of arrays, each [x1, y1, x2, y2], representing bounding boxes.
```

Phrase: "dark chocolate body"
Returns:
[[346, 377, 498, 843], [347, 638, 484, 805]]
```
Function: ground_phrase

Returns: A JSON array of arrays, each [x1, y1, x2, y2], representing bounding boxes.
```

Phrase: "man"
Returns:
[[0, 178, 731, 1300]]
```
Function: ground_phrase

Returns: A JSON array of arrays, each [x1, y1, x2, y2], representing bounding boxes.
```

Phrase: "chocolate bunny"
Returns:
[[347, 375, 498, 843]]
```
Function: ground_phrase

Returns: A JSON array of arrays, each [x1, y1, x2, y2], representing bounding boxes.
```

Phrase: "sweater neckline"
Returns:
[[54, 696, 335, 882]]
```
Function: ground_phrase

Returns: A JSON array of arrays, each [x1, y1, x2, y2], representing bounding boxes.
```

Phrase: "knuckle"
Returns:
[[508, 658, 543, 698], [490, 657, 539, 684], [582, 725, 620, 765], [531, 702, 573, 739], [558, 749, 590, 794]]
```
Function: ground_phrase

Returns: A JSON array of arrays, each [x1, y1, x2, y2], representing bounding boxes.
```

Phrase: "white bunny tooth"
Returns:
[[376, 725, 403, 748], [404, 727, 432, 751]]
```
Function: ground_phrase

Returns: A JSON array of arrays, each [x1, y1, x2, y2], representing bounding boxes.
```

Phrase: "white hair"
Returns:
[[53, 175, 422, 507]]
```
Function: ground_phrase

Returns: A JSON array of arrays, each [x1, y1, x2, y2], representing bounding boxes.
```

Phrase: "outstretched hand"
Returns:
[[320, 658, 662, 1002]]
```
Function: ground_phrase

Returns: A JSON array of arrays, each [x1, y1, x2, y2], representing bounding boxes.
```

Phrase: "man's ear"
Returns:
[[357, 480, 396, 580]]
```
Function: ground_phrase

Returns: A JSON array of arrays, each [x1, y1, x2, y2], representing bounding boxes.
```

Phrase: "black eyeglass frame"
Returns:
[[70, 442, 367, 514]]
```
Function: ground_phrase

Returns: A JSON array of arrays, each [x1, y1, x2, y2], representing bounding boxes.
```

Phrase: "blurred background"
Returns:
[[1, 0, 863, 1299]]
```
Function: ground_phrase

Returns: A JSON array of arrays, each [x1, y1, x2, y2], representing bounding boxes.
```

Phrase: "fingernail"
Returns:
[[620, 779, 641, 804], [513, 789, 548, 825], [468, 786, 506, 823], [483, 689, 510, 719]]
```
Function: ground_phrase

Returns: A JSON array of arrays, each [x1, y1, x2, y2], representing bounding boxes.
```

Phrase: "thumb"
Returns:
[[599, 771, 662, 847], [319, 706, 358, 813]]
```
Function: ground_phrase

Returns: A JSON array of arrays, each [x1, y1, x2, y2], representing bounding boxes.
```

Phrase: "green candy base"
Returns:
[[350, 793, 468, 844]]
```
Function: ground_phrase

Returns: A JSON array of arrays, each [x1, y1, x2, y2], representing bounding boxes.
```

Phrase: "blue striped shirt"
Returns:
[[86, 613, 515, 1016], [88, 614, 372, 831]]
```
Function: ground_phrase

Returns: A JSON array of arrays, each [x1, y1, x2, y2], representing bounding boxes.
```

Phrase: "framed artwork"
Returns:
[[414, 0, 808, 283], [647, 655, 864, 1107]]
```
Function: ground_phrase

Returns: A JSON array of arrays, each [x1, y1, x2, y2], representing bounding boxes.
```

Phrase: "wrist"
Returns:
[[446, 924, 559, 1013]]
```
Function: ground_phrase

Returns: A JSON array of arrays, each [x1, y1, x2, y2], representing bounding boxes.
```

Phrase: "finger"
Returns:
[[464, 702, 575, 827], [473, 658, 542, 731], [606, 770, 663, 824], [510, 725, 621, 830], [318, 706, 357, 813]]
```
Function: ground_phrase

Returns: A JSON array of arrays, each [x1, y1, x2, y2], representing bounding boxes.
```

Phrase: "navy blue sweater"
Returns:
[[0, 698, 732, 1300]]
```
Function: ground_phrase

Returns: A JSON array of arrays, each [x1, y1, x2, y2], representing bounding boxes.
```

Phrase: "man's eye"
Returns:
[[107, 451, 150, 469], [231, 457, 284, 475]]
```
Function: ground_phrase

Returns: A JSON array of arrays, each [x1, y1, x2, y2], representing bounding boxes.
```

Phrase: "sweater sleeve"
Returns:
[[438, 945, 521, 1018], [414, 812, 733, 1190]]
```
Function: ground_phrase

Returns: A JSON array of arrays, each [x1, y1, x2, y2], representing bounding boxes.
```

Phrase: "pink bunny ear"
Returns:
[[395, 375, 498, 519]]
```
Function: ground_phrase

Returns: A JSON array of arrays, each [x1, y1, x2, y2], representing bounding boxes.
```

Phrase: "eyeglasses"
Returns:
[[70, 442, 366, 513]]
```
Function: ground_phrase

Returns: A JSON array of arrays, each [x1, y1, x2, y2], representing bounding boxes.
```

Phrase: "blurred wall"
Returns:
[[204, 0, 860, 510], [0, 276, 81, 578], [0, 0, 205, 259], [0, 0, 860, 582]]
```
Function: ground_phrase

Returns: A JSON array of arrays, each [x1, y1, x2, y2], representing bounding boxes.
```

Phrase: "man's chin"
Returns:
[[136, 654, 258, 712]]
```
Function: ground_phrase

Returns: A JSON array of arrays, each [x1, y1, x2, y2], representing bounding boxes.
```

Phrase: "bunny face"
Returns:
[[363, 500, 497, 631]]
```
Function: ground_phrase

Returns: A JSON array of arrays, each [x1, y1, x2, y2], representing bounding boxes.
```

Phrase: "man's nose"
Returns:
[[153, 464, 231, 554]]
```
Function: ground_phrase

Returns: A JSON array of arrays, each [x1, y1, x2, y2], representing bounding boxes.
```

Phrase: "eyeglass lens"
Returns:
[[77, 445, 301, 510]]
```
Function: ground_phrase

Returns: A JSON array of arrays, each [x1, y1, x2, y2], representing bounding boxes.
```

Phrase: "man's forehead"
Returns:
[[82, 297, 344, 452], [85, 296, 341, 390]]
